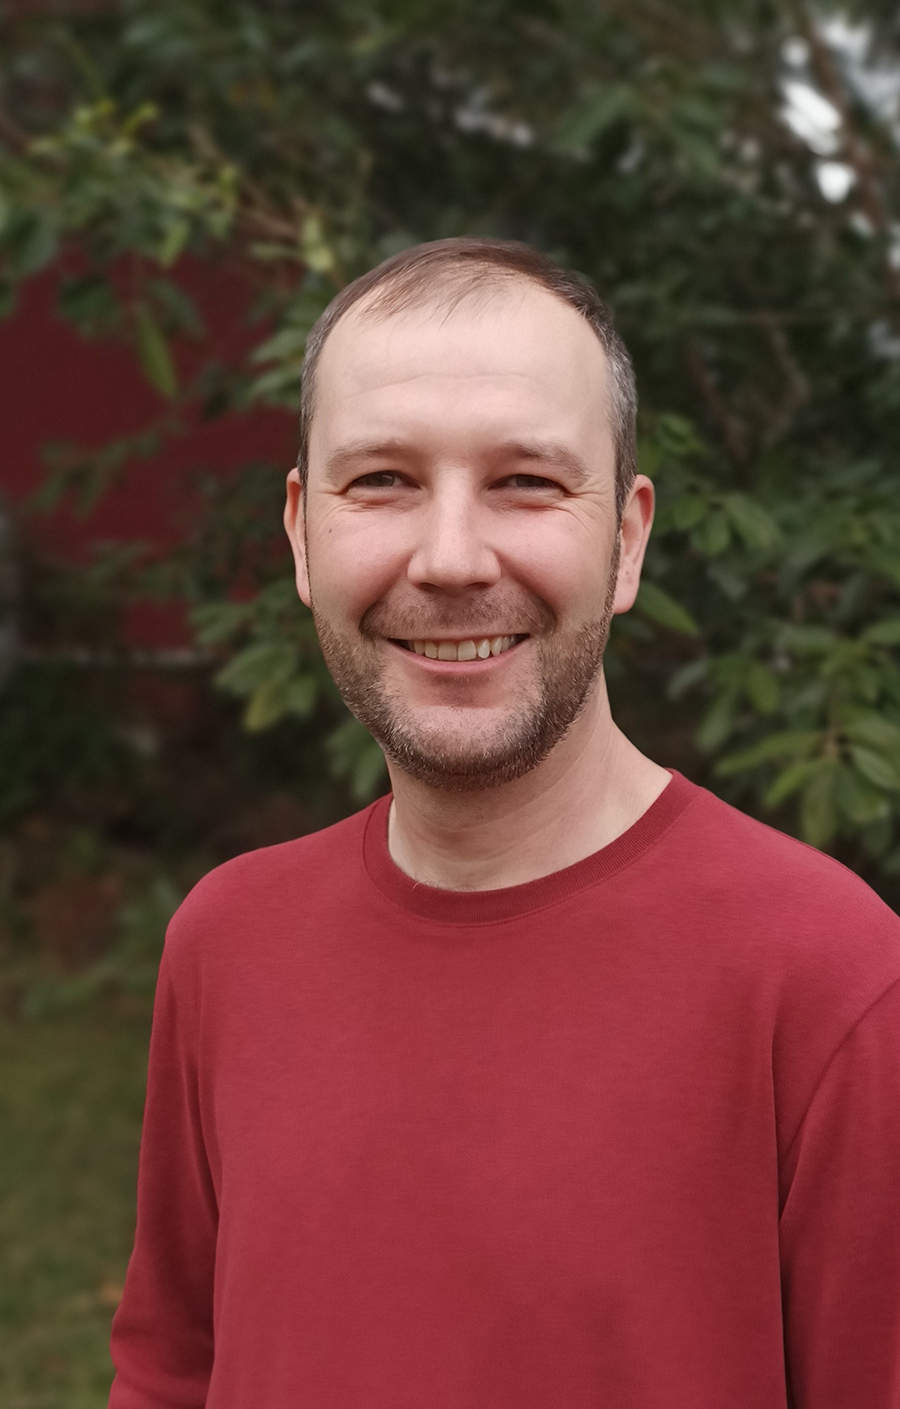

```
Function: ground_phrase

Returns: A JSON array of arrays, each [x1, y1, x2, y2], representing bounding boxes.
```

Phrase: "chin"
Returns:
[[376, 716, 568, 793], [385, 748, 543, 794]]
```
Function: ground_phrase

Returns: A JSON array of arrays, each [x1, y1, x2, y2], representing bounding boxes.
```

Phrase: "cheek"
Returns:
[[306, 513, 409, 619], [500, 518, 616, 618]]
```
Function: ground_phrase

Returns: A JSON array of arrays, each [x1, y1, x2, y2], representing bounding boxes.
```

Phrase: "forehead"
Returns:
[[310, 281, 611, 462]]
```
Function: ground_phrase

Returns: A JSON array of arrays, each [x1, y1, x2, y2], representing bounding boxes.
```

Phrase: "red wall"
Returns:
[[1, 258, 297, 644]]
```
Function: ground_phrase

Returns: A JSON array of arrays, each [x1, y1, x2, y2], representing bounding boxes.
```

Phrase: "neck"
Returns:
[[385, 676, 671, 892]]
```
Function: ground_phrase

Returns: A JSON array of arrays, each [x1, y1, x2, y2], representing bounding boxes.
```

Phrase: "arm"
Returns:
[[108, 945, 217, 1408], [779, 977, 900, 1408]]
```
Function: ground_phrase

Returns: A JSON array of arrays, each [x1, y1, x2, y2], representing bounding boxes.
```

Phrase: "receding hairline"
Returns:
[[297, 237, 638, 517], [350, 261, 583, 325], [314, 268, 614, 394]]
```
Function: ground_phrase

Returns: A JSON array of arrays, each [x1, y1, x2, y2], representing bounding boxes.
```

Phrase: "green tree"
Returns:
[[3, 0, 900, 888]]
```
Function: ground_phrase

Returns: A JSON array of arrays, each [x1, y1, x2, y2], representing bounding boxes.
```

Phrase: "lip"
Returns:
[[386, 637, 529, 672]]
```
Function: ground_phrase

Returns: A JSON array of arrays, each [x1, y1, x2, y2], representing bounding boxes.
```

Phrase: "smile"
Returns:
[[393, 635, 528, 662]]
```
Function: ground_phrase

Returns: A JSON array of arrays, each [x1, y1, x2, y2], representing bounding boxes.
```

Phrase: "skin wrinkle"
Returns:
[[323, 439, 594, 492], [285, 277, 667, 891], [310, 540, 619, 793], [296, 240, 640, 525]]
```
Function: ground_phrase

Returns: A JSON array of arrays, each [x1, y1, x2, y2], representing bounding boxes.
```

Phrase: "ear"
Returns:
[[612, 474, 655, 615], [284, 467, 311, 607]]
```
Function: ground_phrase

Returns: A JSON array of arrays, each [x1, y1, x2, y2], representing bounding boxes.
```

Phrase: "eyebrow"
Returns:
[[322, 439, 416, 484], [492, 440, 593, 487], [321, 437, 594, 487]]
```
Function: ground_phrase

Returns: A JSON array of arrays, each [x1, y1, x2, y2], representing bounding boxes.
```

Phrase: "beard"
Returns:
[[311, 545, 619, 794]]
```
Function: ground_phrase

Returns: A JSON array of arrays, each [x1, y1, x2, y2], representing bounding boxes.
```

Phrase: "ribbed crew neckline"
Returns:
[[362, 769, 699, 925]]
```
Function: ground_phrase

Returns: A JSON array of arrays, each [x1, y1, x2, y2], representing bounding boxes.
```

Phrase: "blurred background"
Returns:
[[3, 0, 900, 1401]]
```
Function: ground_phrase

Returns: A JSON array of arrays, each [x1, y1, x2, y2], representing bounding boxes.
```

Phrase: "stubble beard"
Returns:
[[311, 545, 620, 794]]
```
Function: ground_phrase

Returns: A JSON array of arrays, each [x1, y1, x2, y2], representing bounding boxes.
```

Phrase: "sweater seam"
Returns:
[[778, 971, 900, 1174]]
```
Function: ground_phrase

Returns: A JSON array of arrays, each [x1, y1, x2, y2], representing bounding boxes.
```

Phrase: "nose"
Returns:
[[406, 478, 502, 593]]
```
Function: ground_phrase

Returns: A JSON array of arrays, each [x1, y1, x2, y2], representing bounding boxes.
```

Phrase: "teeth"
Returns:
[[405, 635, 520, 661]]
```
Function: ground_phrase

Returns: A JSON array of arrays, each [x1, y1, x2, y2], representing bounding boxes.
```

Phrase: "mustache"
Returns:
[[359, 595, 556, 641]]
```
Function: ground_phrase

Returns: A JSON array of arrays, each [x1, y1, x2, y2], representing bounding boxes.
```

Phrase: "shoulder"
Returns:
[[163, 799, 381, 972], [670, 778, 900, 1032], [680, 781, 898, 940], [665, 782, 900, 1147]]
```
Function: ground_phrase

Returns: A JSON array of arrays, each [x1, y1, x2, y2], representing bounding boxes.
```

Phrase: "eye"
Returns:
[[350, 471, 405, 489], [501, 473, 561, 491]]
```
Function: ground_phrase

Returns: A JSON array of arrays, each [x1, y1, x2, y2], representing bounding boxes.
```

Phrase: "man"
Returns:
[[109, 238, 900, 1408]]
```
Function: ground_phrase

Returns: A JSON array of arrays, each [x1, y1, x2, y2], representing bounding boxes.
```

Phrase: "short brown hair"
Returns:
[[298, 237, 637, 518]]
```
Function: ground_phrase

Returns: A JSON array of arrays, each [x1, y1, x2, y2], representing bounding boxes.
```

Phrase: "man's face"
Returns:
[[285, 281, 652, 791]]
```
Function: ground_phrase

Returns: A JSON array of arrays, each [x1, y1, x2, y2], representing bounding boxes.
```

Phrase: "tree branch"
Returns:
[[791, 1, 900, 311], [685, 341, 750, 464], [756, 310, 810, 445], [0, 100, 29, 153]]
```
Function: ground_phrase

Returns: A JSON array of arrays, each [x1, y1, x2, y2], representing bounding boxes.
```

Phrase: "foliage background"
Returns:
[[2, 0, 900, 1401]]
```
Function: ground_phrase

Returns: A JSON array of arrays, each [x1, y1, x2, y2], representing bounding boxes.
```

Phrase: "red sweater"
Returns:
[[109, 773, 900, 1408]]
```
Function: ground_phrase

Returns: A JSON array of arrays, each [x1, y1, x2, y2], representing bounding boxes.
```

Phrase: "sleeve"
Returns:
[[108, 942, 218, 1408], [779, 976, 900, 1409]]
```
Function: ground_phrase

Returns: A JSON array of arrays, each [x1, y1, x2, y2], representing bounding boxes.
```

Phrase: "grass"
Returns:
[[0, 1004, 151, 1409]]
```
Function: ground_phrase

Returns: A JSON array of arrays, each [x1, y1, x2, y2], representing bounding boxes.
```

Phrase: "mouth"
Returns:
[[390, 634, 529, 662]]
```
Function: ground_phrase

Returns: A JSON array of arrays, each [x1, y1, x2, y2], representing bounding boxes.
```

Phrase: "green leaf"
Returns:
[[247, 363, 304, 405], [250, 326, 310, 364], [863, 617, 900, 646], [861, 814, 894, 860], [706, 562, 747, 601], [849, 745, 900, 792], [301, 213, 336, 273], [158, 216, 191, 267], [326, 717, 387, 799], [635, 580, 698, 634], [215, 641, 297, 695], [764, 758, 828, 808], [667, 657, 709, 699], [835, 765, 891, 825], [351, 738, 388, 800], [776, 624, 838, 656], [284, 675, 317, 718], [868, 549, 900, 591], [654, 414, 705, 458], [842, 712, 900, 754], [694, 509, 730, 557], [722, 494, 781, 552], [800, 763, 838, 849], [669, 494, 707, 531], [58, 275, 121, 335], [715, 729, 822, 776], [243, 673, 316, 731], [695, 686, 739, 753], [243, 682, 284, 731], [744, 660, 779, 714], [147, 278, 203, 337], [134, 302, 177, 397], [14, 214, 58, 276], [554, 84, 634, 153], [191, 601, 254, 645]]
